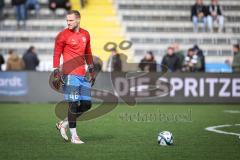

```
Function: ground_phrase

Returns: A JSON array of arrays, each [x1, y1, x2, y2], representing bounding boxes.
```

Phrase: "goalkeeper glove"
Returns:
[[52, 68, 64, 90], [88, 65, 95, 87]]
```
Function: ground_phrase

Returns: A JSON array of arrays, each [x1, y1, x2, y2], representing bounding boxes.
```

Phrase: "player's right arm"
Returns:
[[52, 31, 66, 90], [53, 31, 66, 69]]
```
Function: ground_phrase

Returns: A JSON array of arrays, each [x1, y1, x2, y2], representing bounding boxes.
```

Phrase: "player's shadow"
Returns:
[[83, 134, 115, 142]]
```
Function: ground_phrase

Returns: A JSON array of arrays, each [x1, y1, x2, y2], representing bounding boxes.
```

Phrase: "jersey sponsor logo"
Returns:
[[70, 38, 77, 45]]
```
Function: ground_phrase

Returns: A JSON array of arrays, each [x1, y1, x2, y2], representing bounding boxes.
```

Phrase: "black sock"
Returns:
[[68, 102, 78, 128]]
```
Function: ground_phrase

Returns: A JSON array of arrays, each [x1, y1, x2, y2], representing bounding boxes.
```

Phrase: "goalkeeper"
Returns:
[[53, 10, 95, 144]]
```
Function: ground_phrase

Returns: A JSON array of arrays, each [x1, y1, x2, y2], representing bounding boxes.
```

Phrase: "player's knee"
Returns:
[[69, 102, 78, 113], [80, 100, 92, 112]]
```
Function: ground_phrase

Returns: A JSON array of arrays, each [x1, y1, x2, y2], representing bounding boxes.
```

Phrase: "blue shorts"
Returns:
[[62, 75, 91, 102]]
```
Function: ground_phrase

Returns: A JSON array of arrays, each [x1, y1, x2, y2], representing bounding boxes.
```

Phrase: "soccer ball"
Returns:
[[157, 131, 173, 146]]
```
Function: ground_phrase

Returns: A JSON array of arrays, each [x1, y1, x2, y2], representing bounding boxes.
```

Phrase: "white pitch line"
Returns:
[[223, 110, 240, 114], [205, 124, 240, 137]]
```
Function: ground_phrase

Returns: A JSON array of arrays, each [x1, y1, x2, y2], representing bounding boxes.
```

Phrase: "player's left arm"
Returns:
[[85, 32, 95, 86]]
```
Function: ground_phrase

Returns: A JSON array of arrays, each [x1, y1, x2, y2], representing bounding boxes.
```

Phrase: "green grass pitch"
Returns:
[[0, 103, 239, 160]]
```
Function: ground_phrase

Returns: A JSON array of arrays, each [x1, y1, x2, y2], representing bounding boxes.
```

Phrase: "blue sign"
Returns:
[[0, 72, 28, 96]]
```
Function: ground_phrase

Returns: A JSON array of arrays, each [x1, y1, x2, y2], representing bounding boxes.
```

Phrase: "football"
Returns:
[[157, 131, 174, 146]]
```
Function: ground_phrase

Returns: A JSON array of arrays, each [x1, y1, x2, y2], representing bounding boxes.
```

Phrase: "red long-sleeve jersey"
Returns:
[[53, 28, 93, 76]]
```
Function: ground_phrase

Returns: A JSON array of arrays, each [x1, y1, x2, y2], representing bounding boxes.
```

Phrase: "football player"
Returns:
[[53, 10, 95, 144]]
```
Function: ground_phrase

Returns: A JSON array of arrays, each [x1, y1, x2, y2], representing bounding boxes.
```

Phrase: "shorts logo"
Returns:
[[70, 91, 79, 100]]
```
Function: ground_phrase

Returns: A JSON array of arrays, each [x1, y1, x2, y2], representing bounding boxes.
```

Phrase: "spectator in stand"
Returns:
[[26, 0, 40, 17], [161, 47, 181, 72], [171, 43, 185, 68], [192, 45, 205, 71], [232, 44, 240, 73], [182, 48, 202, 72], [11, 0, 27, 28], [0, 0, 5, 21], [0, 52, 4, 71], [107, 48, 122, 72], [80, 0, 87, 8], [207, 0, 224, 33], [22, 46, 40, 71], [6, 49, 25, 71], [138, 51, 157, 72], [191, 0, 208, 32], [49, 0, 71, 12], [93, 56, 102, 73]]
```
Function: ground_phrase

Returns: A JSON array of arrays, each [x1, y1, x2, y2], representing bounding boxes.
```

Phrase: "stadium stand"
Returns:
[[0, 0, 127, 71], [0, 0, 239, 71], [114, 0, 240, 72]]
